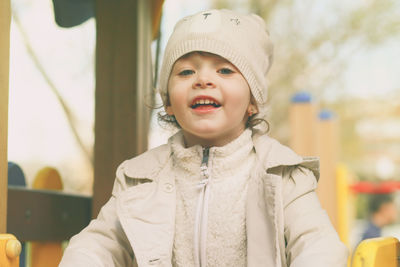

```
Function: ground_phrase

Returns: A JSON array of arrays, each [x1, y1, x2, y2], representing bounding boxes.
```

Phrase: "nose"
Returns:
[[193, 70, 215, 89]]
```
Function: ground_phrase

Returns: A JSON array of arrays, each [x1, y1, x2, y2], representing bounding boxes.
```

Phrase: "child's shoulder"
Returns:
[[252, 132, 319, 179], [117, 143, 171, 181]]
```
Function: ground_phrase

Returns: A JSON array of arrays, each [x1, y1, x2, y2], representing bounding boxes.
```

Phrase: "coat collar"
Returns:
[[252, 130, 303, 169], [123, 130, 319, 181], [252, 130, 320, 180], [123, 143, 171, 180]]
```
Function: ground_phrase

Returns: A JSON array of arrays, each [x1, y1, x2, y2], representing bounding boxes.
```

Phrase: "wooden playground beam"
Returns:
[[317, 111, 339, 230], [289, 92, 317, 156], [0, 0, 11, 233], [93, 0, 154, 217], [289, 94, 340, 232]]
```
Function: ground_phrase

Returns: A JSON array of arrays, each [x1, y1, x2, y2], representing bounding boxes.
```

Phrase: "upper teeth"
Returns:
[[194, 99, 215, 105]]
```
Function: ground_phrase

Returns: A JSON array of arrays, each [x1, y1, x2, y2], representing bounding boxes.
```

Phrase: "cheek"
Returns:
[[167, 90, 188, 119], [226, 89, 252, 111], [166, 83, 177, 106], [168, 91, 185, 107], [168, 79, 188, 103]]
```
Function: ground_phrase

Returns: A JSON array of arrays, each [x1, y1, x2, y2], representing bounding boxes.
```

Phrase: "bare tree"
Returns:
[[12, 11, 93, 166], [211, 0, 400, 143]]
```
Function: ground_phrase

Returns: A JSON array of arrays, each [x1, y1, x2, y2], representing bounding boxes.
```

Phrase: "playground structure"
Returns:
[[290, 92, 347, 242], [1, 0, 400, 266], [289, 92, 400, 266], [352, 237, 400, 267], [1, 0, 163, 265]]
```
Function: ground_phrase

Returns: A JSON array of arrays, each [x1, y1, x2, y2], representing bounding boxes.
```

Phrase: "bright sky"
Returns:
[[345, 39, 400, 98], [8, 0, 95, 193], [7, 0, 400, 193]]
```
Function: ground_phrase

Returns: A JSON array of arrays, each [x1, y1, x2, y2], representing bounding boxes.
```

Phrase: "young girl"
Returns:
[[60, 9, 348, 267]]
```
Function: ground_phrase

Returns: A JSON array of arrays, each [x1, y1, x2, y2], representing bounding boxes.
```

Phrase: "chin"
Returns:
[[192, 127, 222, 137]]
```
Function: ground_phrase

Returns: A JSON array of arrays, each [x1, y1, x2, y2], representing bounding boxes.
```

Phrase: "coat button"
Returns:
[[163, 183, 174, 193]]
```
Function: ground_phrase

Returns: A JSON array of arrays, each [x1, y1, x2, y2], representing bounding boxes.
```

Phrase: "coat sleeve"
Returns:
[[282, 165, 349, 267], [59, 161, 136, 267]]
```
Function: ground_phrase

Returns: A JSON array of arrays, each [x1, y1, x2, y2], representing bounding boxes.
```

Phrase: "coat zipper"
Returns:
[[194, 147, 211, 267]]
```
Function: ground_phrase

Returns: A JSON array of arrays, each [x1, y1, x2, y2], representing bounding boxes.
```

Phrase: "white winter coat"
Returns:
[[59, 131, 348, 267]]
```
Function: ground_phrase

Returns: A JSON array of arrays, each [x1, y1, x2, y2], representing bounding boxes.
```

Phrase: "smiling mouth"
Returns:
[[190, 97, 221, 109]]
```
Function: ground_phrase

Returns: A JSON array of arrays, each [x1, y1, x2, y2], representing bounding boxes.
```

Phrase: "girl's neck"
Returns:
[[182, 128, 248, 148]]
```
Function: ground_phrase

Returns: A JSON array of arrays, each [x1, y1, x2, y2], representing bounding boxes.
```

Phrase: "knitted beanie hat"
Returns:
[[159, 9, 274, 108]]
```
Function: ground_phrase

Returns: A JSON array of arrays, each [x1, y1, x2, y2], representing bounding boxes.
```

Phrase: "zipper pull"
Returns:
[[201, 148, 210, 165], [200, 148, 210, 179]]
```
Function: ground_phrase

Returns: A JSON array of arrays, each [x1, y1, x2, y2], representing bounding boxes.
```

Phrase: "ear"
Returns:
[[247, 102, 258, 116], [165, 105, 174, 116]]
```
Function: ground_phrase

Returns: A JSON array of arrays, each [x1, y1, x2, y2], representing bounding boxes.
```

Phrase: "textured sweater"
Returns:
[[170, 129, 256, 267]]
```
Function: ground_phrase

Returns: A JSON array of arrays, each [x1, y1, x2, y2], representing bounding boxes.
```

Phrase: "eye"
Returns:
[[218, 68, 234, 75], [178, 69, 195, 76]]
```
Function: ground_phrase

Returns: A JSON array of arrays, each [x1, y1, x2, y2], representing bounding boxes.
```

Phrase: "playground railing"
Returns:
[[7, 186, 91, 242]]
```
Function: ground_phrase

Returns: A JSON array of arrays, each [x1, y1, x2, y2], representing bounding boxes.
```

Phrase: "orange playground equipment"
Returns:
[[0, 234, 21, 267]]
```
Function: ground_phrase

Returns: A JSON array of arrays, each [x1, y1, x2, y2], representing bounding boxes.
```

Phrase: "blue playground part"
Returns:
[[291, 91, 312, 103], [7, 162, 27, 267], [319, 109, 335, 120], [8, 162, 26, 187]]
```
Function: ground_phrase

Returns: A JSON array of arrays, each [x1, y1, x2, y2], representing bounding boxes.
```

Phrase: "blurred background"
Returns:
[[7, 0, 400, 251]]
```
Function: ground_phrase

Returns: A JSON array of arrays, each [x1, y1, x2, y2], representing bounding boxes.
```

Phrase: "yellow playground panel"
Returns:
[[352, 237, 400, 267], [30, 167, 64, 267]]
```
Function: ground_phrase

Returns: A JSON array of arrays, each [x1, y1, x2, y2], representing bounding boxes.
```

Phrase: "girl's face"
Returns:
[[166, 52, 257, 147]]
